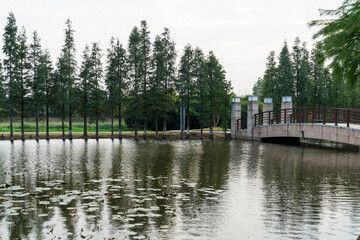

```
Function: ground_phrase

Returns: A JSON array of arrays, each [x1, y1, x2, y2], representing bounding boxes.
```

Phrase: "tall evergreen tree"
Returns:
[[17, 27, 31, 141], [159, 28, 176, 139], [105, 37, 128, 139], [292, 37, 310, 107], [177, 44, 194, 139], [127, 26, 141, 139], [0, 60, 6, 117], [275, 41, 293, 109], [203, 52, 230, 139], [193, 47, 206, 139], [139, 20, 151, 138], [29, 30, 44, 141], [57, 19, 77, 140], [261, 51, 277, 100], [89, 43, 103, 140], [39, 49, 53, 140], [3, 12, 19, 142], [149, 35, 164, 138], [79, 45, 92, 140]]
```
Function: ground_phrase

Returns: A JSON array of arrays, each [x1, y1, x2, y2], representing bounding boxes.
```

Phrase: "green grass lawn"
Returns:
[[0, 121, 133, 132]]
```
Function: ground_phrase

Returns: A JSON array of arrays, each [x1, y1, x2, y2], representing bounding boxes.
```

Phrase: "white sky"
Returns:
[[0, 0, 343, 96]]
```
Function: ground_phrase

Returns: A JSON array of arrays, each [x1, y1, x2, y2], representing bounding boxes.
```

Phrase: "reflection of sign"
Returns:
[[282, 96, 292, 102], [232, 97, 241, 103], [264, 98, 273, 104], [248, 95, 258, 102]]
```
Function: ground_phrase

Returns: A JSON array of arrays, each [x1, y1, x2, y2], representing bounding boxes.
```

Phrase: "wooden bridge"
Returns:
[[232, 101, 360, 147]]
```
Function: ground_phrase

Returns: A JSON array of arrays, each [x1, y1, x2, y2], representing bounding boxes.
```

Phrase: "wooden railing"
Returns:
[[236, 118, 247, 131], [254, 107, 360, 128]]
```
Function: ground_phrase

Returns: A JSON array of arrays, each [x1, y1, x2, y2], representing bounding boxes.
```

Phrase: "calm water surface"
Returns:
[[0, 139, 360, 239]]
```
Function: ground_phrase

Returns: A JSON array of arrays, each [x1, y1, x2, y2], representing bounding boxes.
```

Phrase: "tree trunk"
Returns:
[[69, 103, 72, 140], [96, 108, 99, 140], [143, 118, 147, 139], [21, 94, 24, 141], [134, 119, 138, 139], [209, 115, 214, 139], [155, 116, 158, 139], [35, 103, 39, 141], [118, 102, 122, 139], [9, 94, 14, 142], [83, 106, 87, 140], [46, 100, 49, 141], [111, 107, 114, 140], [162, 116, 167, 139], [186, 104, 190, 139], [61, 104, 65, 141], [200, 127, 203, 140]]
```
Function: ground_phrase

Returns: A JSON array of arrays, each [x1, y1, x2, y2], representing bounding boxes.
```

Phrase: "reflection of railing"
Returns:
[[236, 118, 247, 131], [254, 108, 360, 127]]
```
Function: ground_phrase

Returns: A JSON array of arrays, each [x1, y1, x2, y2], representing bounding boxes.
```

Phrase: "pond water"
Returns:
[[0, 139, 360, 239]]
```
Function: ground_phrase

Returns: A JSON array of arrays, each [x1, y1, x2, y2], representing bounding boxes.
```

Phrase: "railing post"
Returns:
[[263, 98, 273, 126], [323, 108, 326, 125], [255, 114, 257, 127], [334, 109, 338, 126], [312, 108, 315, 124], [284, 109, 287, 123], [347, 110, 350, 127]]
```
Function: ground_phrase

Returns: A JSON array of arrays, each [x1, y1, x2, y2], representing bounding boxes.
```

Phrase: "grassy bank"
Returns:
[[0, 130, 229, 140], [0, 121, 132, 133]]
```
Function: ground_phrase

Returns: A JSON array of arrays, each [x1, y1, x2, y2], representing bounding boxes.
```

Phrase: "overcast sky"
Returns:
[[0, 0, 343, 95]]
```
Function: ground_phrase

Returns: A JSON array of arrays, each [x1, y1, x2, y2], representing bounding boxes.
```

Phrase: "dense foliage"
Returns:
[[252, 37, 360, 110], [0, 13, 232, 139]]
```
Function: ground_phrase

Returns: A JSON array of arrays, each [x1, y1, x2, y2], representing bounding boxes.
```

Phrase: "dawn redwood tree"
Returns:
[[79, 45, 91, 140], [292, 37, 310, 107], [139, 20, 151, 138], [0, 60, 6, 117], [177, 44, 194, 139], [58, 19, 77, 140], [193, 47, 206, 139], [17, 28, 31, 141], [3, 12, 19, 142], [29, 30, 44, 141], [105, 37, 128, 139], [275, 41, 293, 109], [159, 28, 176, 139], [89, 43, 103, 140], [203, 52, 230, 139], [145, 28, 176, 139], [39, 49, 53, 140], [149, 35, 163, 138], [258, 51, 277, 100], [127, 26, 141, 139]]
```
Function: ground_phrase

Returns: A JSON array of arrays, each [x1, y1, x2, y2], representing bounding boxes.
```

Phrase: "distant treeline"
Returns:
[[252, 37, 360, 110], [0, 13, 232, 141]]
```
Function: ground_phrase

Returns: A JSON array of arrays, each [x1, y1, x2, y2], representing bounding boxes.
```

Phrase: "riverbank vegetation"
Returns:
[[0, 14, 232, 141], [252, 0, 360, 110]]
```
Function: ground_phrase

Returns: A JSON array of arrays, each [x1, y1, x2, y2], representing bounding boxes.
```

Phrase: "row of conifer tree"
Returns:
[[0, 13, 232, 141]]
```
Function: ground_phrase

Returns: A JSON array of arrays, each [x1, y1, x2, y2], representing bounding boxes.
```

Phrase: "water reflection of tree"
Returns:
[[260, 143, 360, 238], [198, 141, 231, 189]]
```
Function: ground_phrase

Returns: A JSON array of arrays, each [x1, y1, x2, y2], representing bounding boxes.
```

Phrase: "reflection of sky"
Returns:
[[0, 140, 360, 239]]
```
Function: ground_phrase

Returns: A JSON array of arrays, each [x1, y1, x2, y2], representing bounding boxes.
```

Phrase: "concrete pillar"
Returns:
[[281, 96, 293, 123], [247, 95, 259, 137], [231, 97, 241, 138], [263, 98, 273, 125]]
